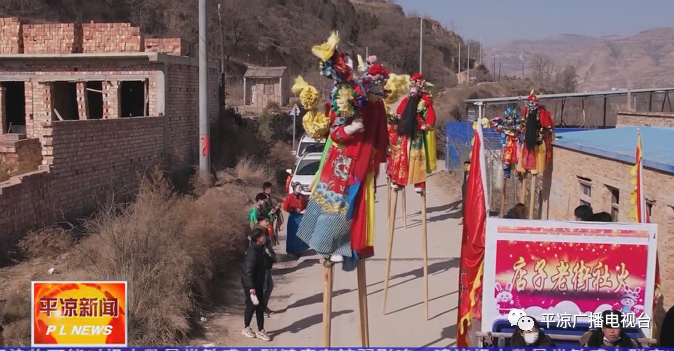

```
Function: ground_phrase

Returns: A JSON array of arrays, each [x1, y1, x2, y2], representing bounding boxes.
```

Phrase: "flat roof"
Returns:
[[553, 126, 674, 174], [0, 52, 219, 69], [466, 87, 674, 105]]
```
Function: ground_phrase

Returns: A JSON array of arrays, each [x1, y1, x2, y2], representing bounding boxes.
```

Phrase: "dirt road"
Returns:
[[198, 166, 463, 347]]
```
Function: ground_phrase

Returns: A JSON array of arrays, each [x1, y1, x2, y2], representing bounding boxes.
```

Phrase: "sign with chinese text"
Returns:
[[31, 281, 128, 347], [482, 219, 657, 338]]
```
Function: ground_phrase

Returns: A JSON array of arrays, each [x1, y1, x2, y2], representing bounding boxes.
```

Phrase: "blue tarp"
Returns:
[[444, 121, 589, 171]]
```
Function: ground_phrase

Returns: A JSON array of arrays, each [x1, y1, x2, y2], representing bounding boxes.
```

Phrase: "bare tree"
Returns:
[[466, 39, 481, 65], [555, 65, 579, 93], [529, 53, 556, 83]]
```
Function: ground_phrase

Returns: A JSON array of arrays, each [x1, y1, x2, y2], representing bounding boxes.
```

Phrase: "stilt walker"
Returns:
[[383, 73, 412, 228], [383, 73, 437, 320], [294, 32, 389, 347], [485, 107, 523, 216], [517, 90, 555, 219]]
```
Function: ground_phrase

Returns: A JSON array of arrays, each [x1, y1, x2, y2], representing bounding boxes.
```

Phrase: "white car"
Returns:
[[287, 152, 322, 196], [293, 135, 325, 161]]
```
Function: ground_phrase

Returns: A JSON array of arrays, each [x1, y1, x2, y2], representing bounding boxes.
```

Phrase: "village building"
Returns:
[[546, 111, 674, 316], [0, 17, 219, 247], [242, 66, 289, 111]]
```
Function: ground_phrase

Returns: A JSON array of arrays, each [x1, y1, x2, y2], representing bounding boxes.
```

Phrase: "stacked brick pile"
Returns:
[[23, 23, 81, 54], [82, 22, 143, 53], [0, 17, 23, 54], [144, 38, 184, 56]]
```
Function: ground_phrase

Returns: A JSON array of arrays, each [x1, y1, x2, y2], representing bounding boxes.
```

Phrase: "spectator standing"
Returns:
[[503, 203, 526, 219], [241, 229, 273, 341]]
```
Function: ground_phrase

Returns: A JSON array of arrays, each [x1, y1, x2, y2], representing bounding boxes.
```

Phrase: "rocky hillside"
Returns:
[[485, 28, 674, 90], [0, 0, 471, 88]]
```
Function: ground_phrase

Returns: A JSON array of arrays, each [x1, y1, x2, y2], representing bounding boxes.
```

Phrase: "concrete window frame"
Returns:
[[607, 186, 620, 222], [578, 177, 592, 207]]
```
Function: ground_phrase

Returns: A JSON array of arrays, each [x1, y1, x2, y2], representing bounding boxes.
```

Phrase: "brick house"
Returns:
[[0, 17, 219, 249], [243, 66, 289, 110], [545, 114, 674, 324]]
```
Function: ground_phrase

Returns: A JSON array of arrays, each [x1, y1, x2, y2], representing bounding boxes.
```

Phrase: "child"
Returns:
[[248, 193, 272, 229]]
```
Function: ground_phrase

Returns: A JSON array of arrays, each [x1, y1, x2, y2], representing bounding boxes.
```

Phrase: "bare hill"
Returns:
[[486, 28, 674, 90], [0, 0, 468, 89]]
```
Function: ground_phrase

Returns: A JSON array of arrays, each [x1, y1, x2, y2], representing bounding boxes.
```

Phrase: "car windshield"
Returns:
[[295, 159, 321, 176], [298, 142, 324, 156]]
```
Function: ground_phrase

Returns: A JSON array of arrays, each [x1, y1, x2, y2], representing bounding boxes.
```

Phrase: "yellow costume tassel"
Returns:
[[311, 31, 339, 62], [366, 171, 375, 247], [292, 75, 330, 139]]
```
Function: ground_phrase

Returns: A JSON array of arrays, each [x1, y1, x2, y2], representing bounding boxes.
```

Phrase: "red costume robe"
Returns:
[[518, 101, 554, 175], [390, 92, 436, 188]]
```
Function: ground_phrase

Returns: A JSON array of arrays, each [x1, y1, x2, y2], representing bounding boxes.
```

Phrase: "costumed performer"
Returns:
[[294, 32, 380, 270], [517, 91, 555, 176], [389, 73, 437, 194], [283, 183, 309, 257], [356, 53, 391, 200], [383, 73, 412, 178], [488, 106, 523, 180]]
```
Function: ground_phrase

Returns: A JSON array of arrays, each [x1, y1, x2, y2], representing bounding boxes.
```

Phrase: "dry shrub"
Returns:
[[67, 167, 249, 346], [16, 227, 73, 259], [234, 156, 270, 186], [268, 141, 296, 170]]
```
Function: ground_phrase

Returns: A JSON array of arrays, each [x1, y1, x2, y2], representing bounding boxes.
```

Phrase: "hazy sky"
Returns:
[[396, 0, 674, 46]]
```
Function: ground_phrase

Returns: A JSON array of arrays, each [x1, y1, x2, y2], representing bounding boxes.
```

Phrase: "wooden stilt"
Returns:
[[356, 259, 370, 346], [401, 187, 407, 228], [322, 260, 335, 347], [420, 190, 429, 320], [529, 174, 537, 219], [500, 181, 507, 217], [382, 189, 399, 313], [387, 176, 391, 224], [519, 173, 527, 204]]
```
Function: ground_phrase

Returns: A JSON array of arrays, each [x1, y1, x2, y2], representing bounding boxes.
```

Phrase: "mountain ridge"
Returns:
[[485, 28, 674, 90]]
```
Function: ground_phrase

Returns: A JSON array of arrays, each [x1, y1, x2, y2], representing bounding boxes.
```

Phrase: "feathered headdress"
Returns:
[[292, 76, 330, 139], [385, 73, 411, 106]]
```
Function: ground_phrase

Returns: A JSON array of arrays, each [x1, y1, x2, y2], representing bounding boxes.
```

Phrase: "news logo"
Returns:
[[31, 281, 128, 347]]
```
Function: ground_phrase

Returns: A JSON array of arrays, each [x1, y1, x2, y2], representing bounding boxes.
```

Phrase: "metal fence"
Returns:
[[444, 122, 588, 217]]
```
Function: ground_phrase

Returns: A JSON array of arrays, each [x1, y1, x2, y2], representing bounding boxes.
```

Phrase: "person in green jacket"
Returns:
[[249, 193, 273, 229]]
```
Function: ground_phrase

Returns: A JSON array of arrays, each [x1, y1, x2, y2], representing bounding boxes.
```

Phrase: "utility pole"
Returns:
[[366, 47, 369, 57], [198, 0, 210, 181], [419, 17, 423, 74], [458, 42, 461, 74], [217, 3, 225, 108], [467, 43, 470, 84], [479, 37, 482, 64]]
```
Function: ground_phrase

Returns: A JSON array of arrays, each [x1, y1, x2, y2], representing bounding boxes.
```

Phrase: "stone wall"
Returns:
[[616, 111, 674, 128], [0, 115, 197, 248], [547, 146, 674, 314]]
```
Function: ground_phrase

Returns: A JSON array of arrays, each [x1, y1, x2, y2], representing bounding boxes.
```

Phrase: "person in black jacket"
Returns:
[[461, 161, 470, 217], [583, 310, 639, 347], [241, 228, 274, 341], [510, 317, 555, 347], [659, 305, 674, 346]]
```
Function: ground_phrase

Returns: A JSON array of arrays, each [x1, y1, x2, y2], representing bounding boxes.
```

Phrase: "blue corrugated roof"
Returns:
[[553, 127, 674, 174]]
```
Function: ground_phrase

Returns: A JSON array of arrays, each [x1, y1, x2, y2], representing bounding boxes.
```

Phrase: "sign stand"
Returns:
[[382, 188, 429, 319]]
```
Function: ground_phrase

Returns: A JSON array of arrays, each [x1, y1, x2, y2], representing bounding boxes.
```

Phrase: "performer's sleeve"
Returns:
[[396, 97, 409, 116], [424, 98, 436, 126], [539, 109, 554, 128], [282, 195, 293, 213], [299, 196, 308, 211]]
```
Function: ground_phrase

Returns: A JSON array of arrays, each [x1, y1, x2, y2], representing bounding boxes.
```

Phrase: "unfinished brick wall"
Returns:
[[0, 17, 22, 54], [22, 23, 81, 54], [82, 22, 143, 53], [0, 115, 198, 248], [616, 111, 674, 128], [547, 146, 674, 320], [166, 63, 220, 121], [0, 137, 42, 173], [145, 38, 184, 56]]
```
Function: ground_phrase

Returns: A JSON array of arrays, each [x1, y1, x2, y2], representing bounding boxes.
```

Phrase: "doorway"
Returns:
[[119, 81, 148, 117], [3, 81, 26, 134]]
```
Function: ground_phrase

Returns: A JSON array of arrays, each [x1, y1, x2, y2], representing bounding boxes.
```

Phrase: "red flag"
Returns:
[[456, 120, 488, 347]]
